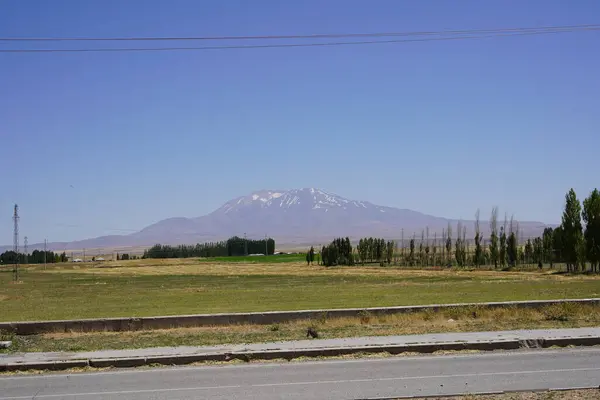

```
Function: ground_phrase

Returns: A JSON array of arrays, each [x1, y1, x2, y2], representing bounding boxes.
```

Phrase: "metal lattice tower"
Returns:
[[24, 236, 28, 265], [13, 204, 19, 282]]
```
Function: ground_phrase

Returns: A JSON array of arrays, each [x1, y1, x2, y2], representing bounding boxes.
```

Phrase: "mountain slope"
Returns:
[[194, 188, 453, 239], [6, 188, 554, 251]]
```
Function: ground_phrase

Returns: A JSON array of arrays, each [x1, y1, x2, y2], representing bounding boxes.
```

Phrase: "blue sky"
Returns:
[[1, 0, 599, 245]]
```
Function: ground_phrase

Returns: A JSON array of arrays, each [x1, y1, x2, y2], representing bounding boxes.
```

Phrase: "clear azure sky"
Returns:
[[1, 0, 599, 245]]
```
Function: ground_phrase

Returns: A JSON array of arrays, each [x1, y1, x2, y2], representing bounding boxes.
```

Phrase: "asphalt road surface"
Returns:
[[1, 348, 600, 400]]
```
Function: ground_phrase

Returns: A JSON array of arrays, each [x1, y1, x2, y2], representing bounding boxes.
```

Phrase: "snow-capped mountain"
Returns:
[[193, 187, 459, 240], [215, 188, 373, 213], [12, 188, 554, 251]]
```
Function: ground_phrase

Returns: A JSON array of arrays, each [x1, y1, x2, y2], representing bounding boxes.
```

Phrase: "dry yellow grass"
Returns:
[[39, 258, 596, 282], [12, 303, 600, 353]]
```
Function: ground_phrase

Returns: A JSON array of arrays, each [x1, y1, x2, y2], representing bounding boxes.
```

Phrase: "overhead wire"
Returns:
[[1, 23, 598, 42], [1, 24, 598, 53]]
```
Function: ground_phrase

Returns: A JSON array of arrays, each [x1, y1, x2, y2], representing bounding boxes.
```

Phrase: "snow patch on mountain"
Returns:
[[215, 188, 380, 214]]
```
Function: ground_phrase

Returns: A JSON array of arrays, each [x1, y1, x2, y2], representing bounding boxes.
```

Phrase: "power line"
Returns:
[[1, 23, 597, 42], [1, 26, 598, 54]]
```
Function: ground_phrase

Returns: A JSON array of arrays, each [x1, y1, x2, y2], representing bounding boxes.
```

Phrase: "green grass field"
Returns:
[[2, 258, 600, 322]]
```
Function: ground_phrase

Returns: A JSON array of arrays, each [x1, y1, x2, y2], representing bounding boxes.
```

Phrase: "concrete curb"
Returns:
[[2, 298, 599, 335], [2, 360, 89, 372], [3, 336, 600, 372]]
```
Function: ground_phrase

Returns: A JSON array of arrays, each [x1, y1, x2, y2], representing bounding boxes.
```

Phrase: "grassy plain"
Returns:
[[1, 256, 600, 322]]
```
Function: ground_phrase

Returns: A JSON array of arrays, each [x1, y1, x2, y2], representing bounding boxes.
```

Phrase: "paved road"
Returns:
[[1, 348, 600, 399]]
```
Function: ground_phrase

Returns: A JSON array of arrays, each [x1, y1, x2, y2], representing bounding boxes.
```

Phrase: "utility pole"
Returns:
[[24, 236, 28, 266], [265, 234, 268, 256], [44, 239, 47, 269], [13, 204, 19, 282], [83, 248, 86, 262], [244, 233, 248, 256]]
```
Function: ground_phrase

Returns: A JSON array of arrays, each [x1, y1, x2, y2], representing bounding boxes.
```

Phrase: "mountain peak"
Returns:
[[214, 188, 372, 214]]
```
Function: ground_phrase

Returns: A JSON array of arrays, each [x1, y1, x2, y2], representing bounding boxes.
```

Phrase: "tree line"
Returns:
[[308, 188, 600, 273], [0, 250, 67, 265], [143, 236, 275, 259], [317, 237, 395, 267]]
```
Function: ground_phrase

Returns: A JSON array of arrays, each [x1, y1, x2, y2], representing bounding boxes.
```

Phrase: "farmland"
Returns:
[[1, 257, 600, 322]]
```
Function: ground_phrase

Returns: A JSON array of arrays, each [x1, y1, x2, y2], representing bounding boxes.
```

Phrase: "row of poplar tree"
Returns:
[[312, 237, 395, 267], [143, 236, 276, 258], [309, 188, 600, 272]]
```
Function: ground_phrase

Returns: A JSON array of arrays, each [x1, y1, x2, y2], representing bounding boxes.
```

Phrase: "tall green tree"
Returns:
[[552, 226, 564, 264], [506, 215, 517, 267], [499, 214, 508, 268], [425, 227, 430, 266], [386, 241, 395, 265], [474, 209, 482, 268], [418, 230, 424, 267], [489, 207, 499, 269], [306, 246, 315, 265], [533, 237, 544, 268], [561, 189, 584, 272], [524, 239, 533, 266], [507, 231, 517, 267], [583, 188, 600, 273], [445, 223, 452, 266], [542, 227, 554, 268], [462, 224, 468, 266], [357, 239, 367, 265], [432, 233, 438, 266], [455, 221, 464, 267], [455, 236, 463, 267]]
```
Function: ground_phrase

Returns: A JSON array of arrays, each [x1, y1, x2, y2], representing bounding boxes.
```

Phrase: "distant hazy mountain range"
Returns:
[[3, 188, 554, 252]]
